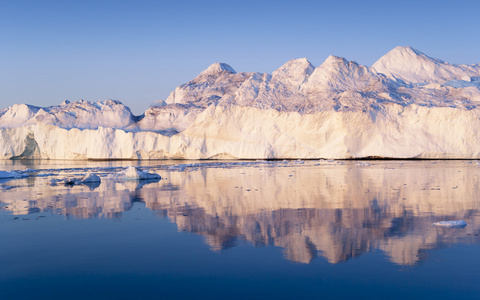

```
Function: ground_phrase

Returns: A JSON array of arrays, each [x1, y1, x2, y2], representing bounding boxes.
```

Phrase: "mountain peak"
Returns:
[[371, 46, 462, 83], [323, 55, 349, 65], [271, 58, 315, 88], [378, 46, 444, 65], [302, 55, 385, 93], [391, 46, 425, 56], [199, 63, 236, 76]]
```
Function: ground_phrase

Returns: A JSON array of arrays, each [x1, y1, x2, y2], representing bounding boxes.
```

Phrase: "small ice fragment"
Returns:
[[49, 178, 60, 185], [79, 172, 101, 183], [355, 162, 370, 166], [433, 220, 467, 228]]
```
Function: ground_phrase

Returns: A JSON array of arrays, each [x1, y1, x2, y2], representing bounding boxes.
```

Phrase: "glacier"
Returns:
[[1, 46, 480, 160]]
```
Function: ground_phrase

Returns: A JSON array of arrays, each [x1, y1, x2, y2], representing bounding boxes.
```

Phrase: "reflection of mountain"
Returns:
[[0, 180, 141, 218], [1, 161, 480, 265]]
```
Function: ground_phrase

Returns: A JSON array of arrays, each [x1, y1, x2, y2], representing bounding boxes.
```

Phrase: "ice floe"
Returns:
[[115, 166, 161, 181], [0, 170, 28, 179], [433, 220, 467, 228]]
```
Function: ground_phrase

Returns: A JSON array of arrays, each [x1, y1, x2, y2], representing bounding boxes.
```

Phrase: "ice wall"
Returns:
[[1, 103, 480, 159]]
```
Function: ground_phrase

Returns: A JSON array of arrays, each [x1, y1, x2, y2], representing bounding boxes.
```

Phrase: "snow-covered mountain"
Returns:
[[372, 46, 480, 84], [1, 46, 480, 160], [0, 99, 136, 130]]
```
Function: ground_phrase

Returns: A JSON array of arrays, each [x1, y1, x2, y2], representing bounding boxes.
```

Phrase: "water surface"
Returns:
[[1, 160, 479, 299]]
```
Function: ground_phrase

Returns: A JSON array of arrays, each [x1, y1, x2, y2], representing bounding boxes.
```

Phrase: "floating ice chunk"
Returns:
[[433, 220, 467, 228], [117, 166, 161, 181], [0, 170, 28, 179], [79, 172, 101, 183], [61, 172, 102, 189], [49, 178, 63, 186], [355, 162, 370, 166]]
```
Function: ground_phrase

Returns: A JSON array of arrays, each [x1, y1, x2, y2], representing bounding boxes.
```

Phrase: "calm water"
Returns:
[[1, 160, 479, 299]]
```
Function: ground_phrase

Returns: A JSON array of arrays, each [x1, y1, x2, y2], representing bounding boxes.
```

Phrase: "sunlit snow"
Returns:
[[1, 46, 480, 159]]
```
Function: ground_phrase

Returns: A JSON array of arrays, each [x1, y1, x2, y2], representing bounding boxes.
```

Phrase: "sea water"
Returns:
[[1, 160, 479, 299]]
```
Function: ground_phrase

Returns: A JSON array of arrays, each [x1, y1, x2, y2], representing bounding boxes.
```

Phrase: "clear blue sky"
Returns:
[[1, 0, 480, 115]]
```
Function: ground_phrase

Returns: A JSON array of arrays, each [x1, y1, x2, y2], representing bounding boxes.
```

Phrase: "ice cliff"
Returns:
[[1, 46, 480, 159]]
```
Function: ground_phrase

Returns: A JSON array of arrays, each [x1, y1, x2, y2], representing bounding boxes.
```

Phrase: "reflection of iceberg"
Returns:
[[1, 180, 135, 218], [81, 180, 101, 190], [141, 161, 480, 265], [0, 161, 479, 265]]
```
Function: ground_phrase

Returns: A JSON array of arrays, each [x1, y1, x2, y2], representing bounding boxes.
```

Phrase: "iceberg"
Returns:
[[1, 47, 480, 160]]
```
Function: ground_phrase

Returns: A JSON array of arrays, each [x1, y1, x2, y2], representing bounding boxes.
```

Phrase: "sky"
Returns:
[[1, 0, 480, 115]]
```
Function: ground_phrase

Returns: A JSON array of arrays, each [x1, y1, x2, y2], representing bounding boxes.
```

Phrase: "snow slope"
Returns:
[[372, 46, 480, 84], [0, 99, 136, 130], [1, 46, 480, 159]]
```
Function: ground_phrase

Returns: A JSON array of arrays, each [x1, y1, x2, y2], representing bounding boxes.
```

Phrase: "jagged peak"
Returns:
[[318, 56, 366, 72], [272, 58, 315, 84], [392, 46, 424, 56], [323, 55, 349, 65], [374, 46, 445, 67], [316, 55, 368, 74], [302, 55, 384, 93], [274, 58, 315, 73], [150, 100, 167, 108], [372, 46, 480, 83], [198, 62, 236, 77], [57, 99, 125, 108], [7, 103, 41, 112], [102, 99, 124, 106]]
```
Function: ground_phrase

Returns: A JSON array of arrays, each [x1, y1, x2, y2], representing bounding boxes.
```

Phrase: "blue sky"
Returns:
[[1, 0, 480, 114]]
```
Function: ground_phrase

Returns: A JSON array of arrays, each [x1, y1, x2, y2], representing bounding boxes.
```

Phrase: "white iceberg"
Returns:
[[116, 166, 161, 181], [433, 220, 467, 228], [2, 46, 480, 160]]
